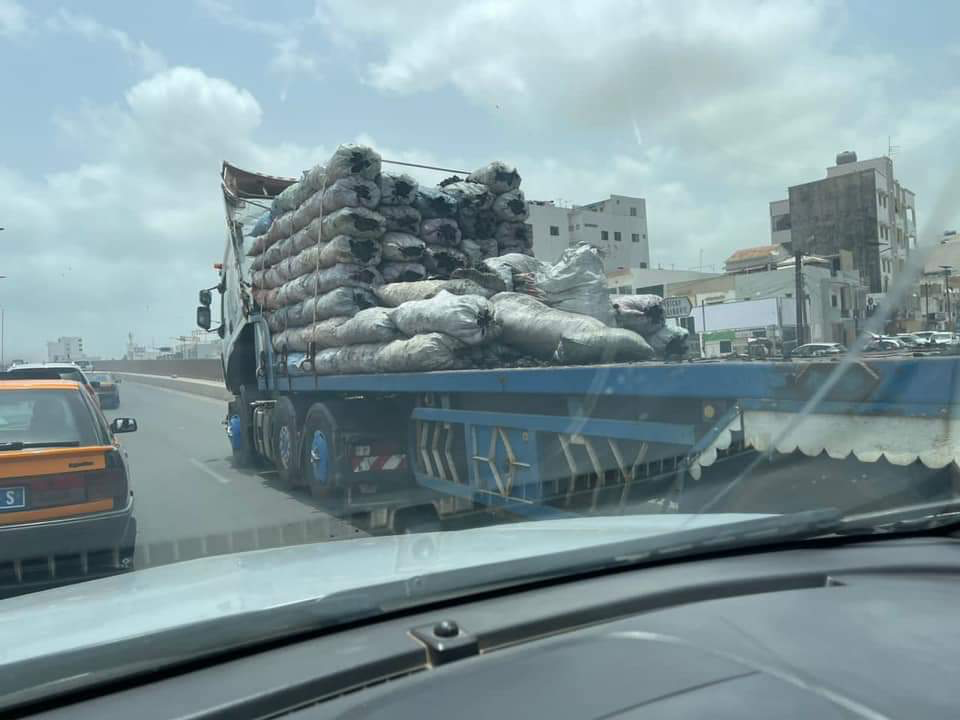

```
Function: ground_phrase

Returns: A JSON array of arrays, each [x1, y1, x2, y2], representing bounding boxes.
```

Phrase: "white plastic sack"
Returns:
[[537, 244, 614, 324], [414, 187, 458, 219], [390, 290, 500, 345], [272, 317, 348, 353], [272, 181, 303, 215], [321, 207, 386, 240], [612, 294, 665, 336], [492, 292, 652, 362], [468, 161, 521, 193], [375, 278, 494, 307], [481, 253, 546, 290], [380, 262, 427, 283], [644, 324, 689, 358], [276, 264, 382, 306], [375, 333, 466, 373], [555, 328, 654, 364], [321, 177, 381, 213], [420, 218, 462, 247], [443, 181, 493, 212], [326, 144, 381, 183], [492, 189, 528, 222], [335, 307, 401, 346], [378, 172, 418, 206], [319, 235, 381, 268], [250, 211, 271, 237], [423, 245, 469, 277], [300, 164, 327, 197], [380, 205, 422, 234], [283, 287, 378, 327], [382, 232, 426, 262]]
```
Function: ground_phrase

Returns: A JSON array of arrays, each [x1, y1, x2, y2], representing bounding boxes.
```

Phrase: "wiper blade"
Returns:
[[0, 441, 81, 450], [836, 499, 960, 534]]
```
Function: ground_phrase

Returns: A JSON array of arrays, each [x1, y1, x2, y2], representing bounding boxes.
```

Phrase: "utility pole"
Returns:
[[794, 248, 805, 346], [941, 265, 953, 328]]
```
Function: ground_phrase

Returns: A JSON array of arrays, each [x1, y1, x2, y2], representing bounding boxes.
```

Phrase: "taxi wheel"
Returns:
[[271, 396, 300, 488]]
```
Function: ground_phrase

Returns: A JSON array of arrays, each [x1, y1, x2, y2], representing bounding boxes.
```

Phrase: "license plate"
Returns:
[[0, 487, 26, 511]]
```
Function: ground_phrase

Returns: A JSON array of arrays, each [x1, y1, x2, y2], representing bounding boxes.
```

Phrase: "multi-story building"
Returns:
[[769, 151, 917, 294], [527, 194, 650, 271], [46, 336, 84, 362]]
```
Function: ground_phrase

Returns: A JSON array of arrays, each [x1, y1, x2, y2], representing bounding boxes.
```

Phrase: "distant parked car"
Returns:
[[788, 343, 847, 358], [87, 372, 120, 409], [895, 334, 922, 347], [864, 338, 904, 352]]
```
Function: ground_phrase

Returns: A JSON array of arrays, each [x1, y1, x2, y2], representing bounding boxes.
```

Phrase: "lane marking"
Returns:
[[189, 457, 233, 484]]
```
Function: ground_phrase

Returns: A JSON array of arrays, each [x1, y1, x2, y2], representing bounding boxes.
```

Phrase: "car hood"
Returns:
[[0, 514, 767, 669]]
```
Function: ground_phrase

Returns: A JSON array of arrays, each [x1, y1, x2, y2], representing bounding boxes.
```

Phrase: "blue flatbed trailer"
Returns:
[[218, 315, 960, 531]]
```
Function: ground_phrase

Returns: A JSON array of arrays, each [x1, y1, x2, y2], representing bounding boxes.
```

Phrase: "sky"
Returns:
[[0, 0, 958, 360]]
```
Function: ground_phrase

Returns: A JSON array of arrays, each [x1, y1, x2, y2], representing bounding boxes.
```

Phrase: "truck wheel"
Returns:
[[271, 396, 300, 488], [230, 386, 261, 468], [301, 403, 345, 514]]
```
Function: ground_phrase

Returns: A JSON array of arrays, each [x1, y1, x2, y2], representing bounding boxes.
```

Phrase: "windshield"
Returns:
[[2, 0, 960, 707]]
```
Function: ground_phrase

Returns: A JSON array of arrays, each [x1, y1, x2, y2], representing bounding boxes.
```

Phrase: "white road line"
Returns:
[[189, 458, 233, 484]]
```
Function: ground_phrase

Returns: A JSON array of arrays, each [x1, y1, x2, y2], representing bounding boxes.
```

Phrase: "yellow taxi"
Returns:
[[0, 377, 138, 590]]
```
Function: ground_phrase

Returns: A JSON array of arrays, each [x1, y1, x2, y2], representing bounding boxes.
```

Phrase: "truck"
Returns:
[[199, 160, 960, 533]]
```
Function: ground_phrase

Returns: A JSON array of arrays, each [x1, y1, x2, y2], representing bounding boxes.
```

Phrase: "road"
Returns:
[[102, 381, 361, 569]]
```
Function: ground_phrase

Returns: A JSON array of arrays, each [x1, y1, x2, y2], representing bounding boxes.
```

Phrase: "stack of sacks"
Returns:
[[246, 144, 388, 353], [467, 162, 533, 257], [612, 295, 690, 358], [378, 172, 427, 283], [410, 184, 463, 279]]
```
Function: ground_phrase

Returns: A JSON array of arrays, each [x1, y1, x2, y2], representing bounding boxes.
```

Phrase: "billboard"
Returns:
[[696, 297, 782, 332]]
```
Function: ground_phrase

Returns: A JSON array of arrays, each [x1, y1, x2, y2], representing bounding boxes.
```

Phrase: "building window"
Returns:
[[630, 207, 637, 216], [614, 231, 622, 242], [601, 230, 609, 241], [618, 287, 631, 295], [549, 225, 559, 236], [772, 213, 791, 231], [831, 294, 838, 308], [576, 224, 580, 230], [631, 233, 640, 243], [640, 262, 648, 269], [719, 340, 733, 354]]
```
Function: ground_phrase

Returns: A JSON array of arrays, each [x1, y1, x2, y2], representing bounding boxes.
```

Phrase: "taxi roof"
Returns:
[[0, 379, 82, 392]]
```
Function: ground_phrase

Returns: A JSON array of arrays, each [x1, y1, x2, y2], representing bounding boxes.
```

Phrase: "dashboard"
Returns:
[[24, 535, 960, 719]]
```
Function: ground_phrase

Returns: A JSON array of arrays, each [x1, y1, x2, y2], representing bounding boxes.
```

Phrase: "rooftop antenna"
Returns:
[[887, 135, 900, 158]]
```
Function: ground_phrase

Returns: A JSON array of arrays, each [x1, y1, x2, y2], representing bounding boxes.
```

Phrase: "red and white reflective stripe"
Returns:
[[351, 454, 407, 472]]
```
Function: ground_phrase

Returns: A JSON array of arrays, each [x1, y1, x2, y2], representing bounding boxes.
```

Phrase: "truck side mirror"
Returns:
[[199, 289, 212, 306], [197, 306, 212, 330]]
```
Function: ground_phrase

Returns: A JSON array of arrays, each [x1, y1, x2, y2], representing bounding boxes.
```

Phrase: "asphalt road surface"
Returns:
[[102, 382, 362, 569]]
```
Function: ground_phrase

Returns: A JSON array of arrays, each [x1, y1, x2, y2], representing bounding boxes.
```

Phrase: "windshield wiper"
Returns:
[[834, 499, 960, 535], [0, 441, 81, 451]]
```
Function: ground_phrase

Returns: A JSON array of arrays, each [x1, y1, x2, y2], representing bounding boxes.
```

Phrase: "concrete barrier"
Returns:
[[96, 359, 223, 382], [113, 372, 232, 401]]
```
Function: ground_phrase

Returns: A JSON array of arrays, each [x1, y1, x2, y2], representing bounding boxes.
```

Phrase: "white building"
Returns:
[[527, 194, 650, 271], [47, 336, 84, 362]]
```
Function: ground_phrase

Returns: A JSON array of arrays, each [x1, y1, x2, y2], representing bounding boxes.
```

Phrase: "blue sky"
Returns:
[[1, 0, 958, 359]]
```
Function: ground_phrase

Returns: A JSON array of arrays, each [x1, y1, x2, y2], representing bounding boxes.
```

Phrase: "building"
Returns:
[[175, 330, 221, 360], [606, 267, 720, 298], [770, 151, 917, 295], [46, 336, 84, 362], [528, 194, 650, 271], [667, 247, 865, 348], [724, 244, 790, 274]]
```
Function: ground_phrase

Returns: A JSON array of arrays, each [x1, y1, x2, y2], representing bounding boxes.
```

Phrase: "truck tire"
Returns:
[[271, 396, 300, 488], [230, 385, 265, 469], [301, 403, 345, 514]]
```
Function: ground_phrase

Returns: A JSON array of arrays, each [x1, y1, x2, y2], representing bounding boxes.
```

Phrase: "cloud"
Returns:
[[0, 0, 26, 37], [47, 8, 167, 74], [198, 0, 321, 86], [0, 66, 328, 360]]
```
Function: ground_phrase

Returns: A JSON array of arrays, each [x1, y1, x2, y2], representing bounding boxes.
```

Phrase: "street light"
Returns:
[[940, 265, 953, 327]]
